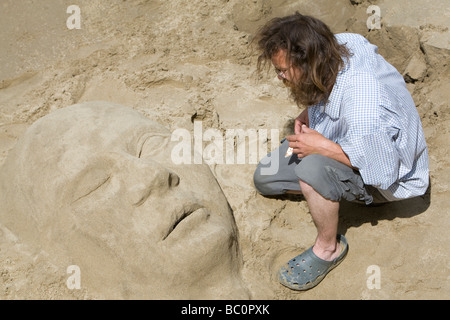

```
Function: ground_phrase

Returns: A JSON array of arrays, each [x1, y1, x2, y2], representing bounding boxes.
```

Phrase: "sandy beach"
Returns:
[[1, 0, 449, 300]]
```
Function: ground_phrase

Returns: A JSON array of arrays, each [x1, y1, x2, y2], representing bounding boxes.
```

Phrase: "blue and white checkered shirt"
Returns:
[[308, 33, 429, 200]]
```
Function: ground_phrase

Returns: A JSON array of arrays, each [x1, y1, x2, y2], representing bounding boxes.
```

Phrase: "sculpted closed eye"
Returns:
[[72, 169, 111, 203], [137, 134, 169, 158]]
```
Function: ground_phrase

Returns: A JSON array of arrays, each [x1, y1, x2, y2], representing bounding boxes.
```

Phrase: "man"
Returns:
[[253, 13, 429, 291]]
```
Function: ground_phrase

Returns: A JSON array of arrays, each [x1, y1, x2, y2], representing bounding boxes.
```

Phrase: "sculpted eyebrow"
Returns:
[[136, 133, 170, 158]]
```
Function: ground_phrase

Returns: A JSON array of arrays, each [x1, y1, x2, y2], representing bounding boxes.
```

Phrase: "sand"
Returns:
[[0, 0, 449, 299]]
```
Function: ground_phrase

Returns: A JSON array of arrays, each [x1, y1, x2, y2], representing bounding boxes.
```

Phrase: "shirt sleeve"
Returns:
[[338, 72, 402, 189]]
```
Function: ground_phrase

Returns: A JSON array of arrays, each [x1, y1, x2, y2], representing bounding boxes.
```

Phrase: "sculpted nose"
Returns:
[[125, 160, 181, 207]]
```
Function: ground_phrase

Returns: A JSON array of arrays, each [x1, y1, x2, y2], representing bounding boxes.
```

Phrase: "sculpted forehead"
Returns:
[[11, 102, 170, 173], [32, 101, 169, 150]]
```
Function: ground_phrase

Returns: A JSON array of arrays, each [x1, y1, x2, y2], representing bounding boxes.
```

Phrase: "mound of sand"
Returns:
[[1, 0, 449, 299]]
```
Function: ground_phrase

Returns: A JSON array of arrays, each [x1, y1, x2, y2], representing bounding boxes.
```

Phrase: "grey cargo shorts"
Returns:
[[253, 139, 388, 205]]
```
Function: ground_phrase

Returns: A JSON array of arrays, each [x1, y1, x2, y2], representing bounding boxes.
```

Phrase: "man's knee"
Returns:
[[253, 165, 280, 196], [295, 154, 331, 182], [296, 154, 371, 203], [295, 154, 343, 201]]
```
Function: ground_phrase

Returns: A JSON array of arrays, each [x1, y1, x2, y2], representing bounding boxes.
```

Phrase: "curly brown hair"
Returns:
[[255, 13, 350, 106]]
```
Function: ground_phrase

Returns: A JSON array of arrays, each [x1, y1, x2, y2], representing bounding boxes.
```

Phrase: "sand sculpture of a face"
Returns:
[[0, 101, 248, 299]]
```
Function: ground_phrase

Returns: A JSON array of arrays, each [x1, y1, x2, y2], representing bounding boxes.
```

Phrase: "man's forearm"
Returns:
[[318, 139, 357, 170]]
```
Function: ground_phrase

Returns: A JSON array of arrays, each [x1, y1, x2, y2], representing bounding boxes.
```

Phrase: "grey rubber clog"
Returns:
[[278, 234, 349, 291]]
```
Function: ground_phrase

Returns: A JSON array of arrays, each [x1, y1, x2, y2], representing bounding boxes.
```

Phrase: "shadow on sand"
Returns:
[[264, 182, 432, 236]]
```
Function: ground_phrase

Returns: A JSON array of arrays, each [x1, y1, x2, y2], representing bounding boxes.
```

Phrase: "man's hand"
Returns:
[[294, 109, 309, 135], [287, 125, 325, 158], [286, 125, 356, 169]]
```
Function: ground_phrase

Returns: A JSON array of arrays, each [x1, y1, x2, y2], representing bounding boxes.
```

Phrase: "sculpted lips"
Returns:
[[162, 203, 205, 241]]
